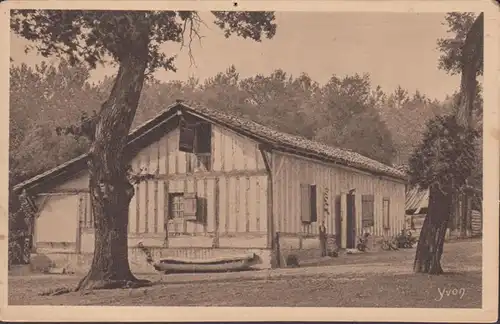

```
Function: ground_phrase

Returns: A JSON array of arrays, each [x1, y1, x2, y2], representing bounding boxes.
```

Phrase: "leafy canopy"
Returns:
[[11, 10, 277, 75], [9, 60, 103, 185], [407, 114, 479, 192], [437, 12, 483, 76]]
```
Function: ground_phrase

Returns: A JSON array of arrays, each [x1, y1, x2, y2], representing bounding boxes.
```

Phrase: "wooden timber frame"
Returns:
[[258, 143, 274, 250]]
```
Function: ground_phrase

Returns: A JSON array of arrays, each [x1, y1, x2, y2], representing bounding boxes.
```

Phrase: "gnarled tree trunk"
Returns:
[[413, 185, 452, 274], [76, 32, 151, 291]]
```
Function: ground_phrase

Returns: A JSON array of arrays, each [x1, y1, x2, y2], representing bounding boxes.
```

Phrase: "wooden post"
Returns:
[[258, 144, 274, 250], [213, 177, 220, 248], [267, 174, 274, 249], [163, 180, 169, 248], [275, 231, 281, 268]]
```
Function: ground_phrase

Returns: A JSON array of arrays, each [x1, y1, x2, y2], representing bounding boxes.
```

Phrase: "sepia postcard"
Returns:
[[1, 0, 499, 322]]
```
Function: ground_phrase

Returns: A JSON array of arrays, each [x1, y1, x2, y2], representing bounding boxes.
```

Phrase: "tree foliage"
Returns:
[[9, 60, 103, 185], [407, 114, 479, 192], [11, 10, 276, 74], [437, 12, 482, 76], [314, 74, 395, 164]]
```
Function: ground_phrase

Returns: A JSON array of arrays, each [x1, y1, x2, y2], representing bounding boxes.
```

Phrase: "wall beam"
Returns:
[[259, 144, 274, 249]]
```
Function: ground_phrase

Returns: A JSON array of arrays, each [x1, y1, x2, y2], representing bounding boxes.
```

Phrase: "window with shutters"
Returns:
[[179, 122, 212, 172], [361, 195, 375, 227], [301, 184, 318, 223], [383, 197, 390, 229], [168, 192, 204, 223]]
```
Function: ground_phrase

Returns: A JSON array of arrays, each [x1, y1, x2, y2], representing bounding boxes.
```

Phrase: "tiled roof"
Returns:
[[14, 101, 406, 193], [180, 100, 407, 180]]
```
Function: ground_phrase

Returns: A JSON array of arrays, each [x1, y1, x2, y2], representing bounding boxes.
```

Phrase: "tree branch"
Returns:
[[179, 12, 205, 68]]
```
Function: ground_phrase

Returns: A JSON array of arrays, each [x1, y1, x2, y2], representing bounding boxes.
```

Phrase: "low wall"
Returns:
[[30, 247, 273, 274], [80, 231, 268, 253]]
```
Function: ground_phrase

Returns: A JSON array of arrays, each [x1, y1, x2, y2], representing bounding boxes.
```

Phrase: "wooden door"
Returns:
[[334, 195, 342, 248], [346, 192, 356, 249]]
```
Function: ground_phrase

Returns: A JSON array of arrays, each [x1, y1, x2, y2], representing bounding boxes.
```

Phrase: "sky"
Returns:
[[10, 12, 460, 101]]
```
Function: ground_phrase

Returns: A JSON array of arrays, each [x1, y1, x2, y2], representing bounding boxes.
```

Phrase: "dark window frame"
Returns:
[[181, 122, 212, 172]]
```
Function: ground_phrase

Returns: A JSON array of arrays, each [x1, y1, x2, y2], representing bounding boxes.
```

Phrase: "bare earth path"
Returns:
[[8, 239, 482, 307]]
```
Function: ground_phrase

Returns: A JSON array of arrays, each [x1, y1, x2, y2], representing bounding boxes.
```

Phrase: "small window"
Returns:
[[169, 193, 184, 219], [301, 184, 317, 223], [194, 123, 211, 171], [178, 122, 212, 154], [383, 198, 390, 229], [361, 195, 375, 227], [179, 122, 212, 171], [168, 192, 204, 223]]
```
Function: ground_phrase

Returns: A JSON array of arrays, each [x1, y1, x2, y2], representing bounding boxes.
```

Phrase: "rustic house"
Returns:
[[13, 101, 407, 272]]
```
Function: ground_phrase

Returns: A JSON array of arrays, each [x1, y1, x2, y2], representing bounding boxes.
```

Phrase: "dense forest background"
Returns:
[[9, 60, 482, 188]]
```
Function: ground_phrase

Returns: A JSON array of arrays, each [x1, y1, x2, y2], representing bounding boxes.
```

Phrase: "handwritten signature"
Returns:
[[435, 287, 466, 301]]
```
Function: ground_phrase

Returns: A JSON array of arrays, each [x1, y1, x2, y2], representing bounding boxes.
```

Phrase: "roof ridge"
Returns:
[[177, 100, 405, 177]]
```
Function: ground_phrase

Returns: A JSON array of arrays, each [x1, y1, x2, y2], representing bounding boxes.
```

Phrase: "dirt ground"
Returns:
[[8, 239, 482, 307]]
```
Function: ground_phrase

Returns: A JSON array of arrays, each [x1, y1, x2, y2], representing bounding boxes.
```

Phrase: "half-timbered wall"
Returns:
[[126, 124, 268, 244], [34, 122, 270, 252], [271, 151, 406, 243]]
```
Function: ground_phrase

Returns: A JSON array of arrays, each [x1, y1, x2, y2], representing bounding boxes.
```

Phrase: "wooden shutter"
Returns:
[[301, 184, 317, 223], [195, 123, 212, 154], [383, 198, 390, 229], [183, 192, 198, 221], [340, 193, 347, 248], [179, 124, 195, 153], [301, 184, 312, 223], [196, 197, 208, 224], [310, 185, 318, 222], [361, 195, 375, 227]]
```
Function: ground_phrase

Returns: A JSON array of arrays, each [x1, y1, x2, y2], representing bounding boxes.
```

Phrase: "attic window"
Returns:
[[179, 122, 212, 155], [180, 121, 212, 171]]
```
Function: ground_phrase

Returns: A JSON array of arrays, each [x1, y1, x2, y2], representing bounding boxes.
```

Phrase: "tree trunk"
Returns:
[[459, 192, 468, 238], [454, 13, 483, 240], [76, 33, 151, 291], [455, 12, 483, 129], [413, 185, 452, 274]]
